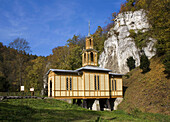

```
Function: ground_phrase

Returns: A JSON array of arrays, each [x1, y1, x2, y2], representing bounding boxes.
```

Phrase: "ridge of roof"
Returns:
[[75, 66, 112, 72], [109, 72, 124, 76], [46, 69, 78, 75], [47, 66, 112, 75]]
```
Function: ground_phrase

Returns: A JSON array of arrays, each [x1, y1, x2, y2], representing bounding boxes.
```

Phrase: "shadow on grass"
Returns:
[[0, 102, 101, 121], [1, 100, 169, 121], [0, 102, 38, 121]]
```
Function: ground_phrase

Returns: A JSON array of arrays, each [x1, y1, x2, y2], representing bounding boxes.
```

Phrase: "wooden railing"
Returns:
[[0, 92, 44, 97]]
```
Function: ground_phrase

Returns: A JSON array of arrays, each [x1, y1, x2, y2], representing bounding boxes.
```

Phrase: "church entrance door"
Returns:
[[50, 80, 52, 97]]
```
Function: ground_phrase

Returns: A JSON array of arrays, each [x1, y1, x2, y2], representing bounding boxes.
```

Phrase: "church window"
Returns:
[[84, 54, 86, 63], [112, 80, 114, 90], [89, 39, 91, 46], [66, 77, 72, 91], [97, 75, 100, 90], [70, 77, 72, 90], [115, 80, 117, 91], [66, 77, 68, 90], [94, 75, 97, 90], [90, 52, 93, 62]]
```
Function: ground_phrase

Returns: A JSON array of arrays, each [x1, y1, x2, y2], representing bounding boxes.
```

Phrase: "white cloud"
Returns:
[[0, 0, 126, 56]]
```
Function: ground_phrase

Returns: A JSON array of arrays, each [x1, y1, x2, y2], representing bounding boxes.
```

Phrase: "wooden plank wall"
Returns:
[[48, 71, 123, 99], [110, 77, 123, 98], [84, 72, 109, 98]]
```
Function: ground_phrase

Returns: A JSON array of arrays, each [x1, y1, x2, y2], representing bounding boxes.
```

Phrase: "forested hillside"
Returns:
[[0, 27, 109, 92], [0, 40, 45, 92]]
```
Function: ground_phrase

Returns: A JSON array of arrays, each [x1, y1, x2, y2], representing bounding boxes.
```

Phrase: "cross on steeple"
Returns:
[[88, 21, 90, 37]]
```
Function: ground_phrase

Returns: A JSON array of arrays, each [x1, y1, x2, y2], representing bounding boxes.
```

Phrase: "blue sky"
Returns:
[[0, 0, 126, 56]]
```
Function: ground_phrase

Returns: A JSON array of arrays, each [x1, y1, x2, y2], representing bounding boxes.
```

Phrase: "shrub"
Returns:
[[129, 29, 136, 38], [0, 76, 10, 92], [163, 51, 170, 78], [126, 56, 136, 71], [140, 54, 150, 73]]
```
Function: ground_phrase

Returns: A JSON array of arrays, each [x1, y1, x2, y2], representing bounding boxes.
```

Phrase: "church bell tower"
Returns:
[[82, 22, 98, 67]]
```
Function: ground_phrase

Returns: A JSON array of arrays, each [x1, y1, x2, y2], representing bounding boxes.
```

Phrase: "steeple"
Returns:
[[88, 21, 90, 37], [82, 22, 98, 67]]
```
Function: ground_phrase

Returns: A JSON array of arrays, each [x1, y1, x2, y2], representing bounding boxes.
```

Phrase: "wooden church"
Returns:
[[47, 27, 123, 110]]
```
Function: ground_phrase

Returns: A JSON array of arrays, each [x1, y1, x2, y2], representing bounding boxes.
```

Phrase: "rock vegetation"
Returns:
[[99, 9, 156, 74]]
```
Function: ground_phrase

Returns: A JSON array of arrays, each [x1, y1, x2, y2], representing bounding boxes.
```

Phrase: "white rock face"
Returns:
[[99, 9, 156, 74], [114, 98, 124, 110], [92, 100, 100, 111]]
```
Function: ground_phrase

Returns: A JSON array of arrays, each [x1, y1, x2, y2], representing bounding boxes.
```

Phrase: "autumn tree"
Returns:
[[25, 57, 47, 92], [0, 43, 18, 91], [50, 46, 70, 69], [49, 35, 85, 71], [67, 35, 82, 70], [9, 38, 31, 90], [93, 26, 107, 56], [147, 0, 170, 56]]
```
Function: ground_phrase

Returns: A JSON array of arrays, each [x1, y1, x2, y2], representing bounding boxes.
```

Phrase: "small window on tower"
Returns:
[[90, 52, 93, 62], [89, 39, 91, 46], [84, 54, 86, 63]]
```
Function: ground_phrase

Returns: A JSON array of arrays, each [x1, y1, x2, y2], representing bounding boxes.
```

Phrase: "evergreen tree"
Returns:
[[140, 54, 150, 73], [126, 56, 136, 71]]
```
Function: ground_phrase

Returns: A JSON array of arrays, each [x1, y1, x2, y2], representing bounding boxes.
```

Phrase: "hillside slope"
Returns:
[[118, 56, 170, 115]]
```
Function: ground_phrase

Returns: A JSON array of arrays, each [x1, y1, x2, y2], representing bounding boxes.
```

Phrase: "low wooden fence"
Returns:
[[0, 92, 44, 97]]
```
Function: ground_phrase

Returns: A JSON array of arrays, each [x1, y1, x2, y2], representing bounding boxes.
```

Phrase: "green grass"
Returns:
[[0, 99, 169, 121]]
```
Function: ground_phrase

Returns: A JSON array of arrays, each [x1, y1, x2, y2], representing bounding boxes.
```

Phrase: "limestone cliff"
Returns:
[[99, 9, 156, 74]]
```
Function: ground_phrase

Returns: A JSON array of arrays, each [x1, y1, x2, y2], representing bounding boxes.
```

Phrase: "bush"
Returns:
[[0, 76, 10, 92], [126, 56, 136, 71], [129, 29, 136, 38], [163, 51, 170, 78], [140, 54, 150, 73], [129, 30, 151, 49]]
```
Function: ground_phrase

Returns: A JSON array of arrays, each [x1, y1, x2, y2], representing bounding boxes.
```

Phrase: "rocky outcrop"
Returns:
[[114, 98, 123, 110], [99, 9, 156, 74]]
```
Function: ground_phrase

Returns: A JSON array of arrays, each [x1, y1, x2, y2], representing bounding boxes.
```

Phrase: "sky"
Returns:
[[0, 0, 126, 56]]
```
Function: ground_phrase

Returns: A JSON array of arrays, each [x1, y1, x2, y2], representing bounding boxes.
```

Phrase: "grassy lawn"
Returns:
[[0, 99, 169, 121]]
